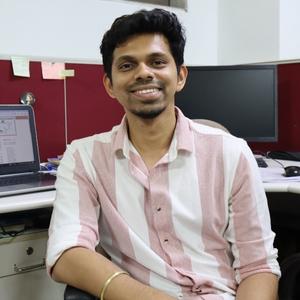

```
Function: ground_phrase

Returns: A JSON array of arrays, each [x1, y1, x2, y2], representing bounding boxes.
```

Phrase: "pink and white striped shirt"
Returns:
[[47, 108, 280, 300]]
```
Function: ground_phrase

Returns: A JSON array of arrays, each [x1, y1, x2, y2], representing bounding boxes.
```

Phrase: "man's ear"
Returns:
[[103, 74, 116, 99], [176, 65, 188, 93]]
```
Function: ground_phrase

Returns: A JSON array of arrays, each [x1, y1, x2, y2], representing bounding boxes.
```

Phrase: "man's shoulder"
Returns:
[[69, 124, 121, 150]]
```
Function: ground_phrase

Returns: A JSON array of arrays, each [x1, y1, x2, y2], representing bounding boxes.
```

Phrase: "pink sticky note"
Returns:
[[41, 62, 65, 79]]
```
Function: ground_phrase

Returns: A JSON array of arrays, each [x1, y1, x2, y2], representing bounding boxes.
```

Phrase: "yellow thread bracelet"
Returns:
[[100, 271, 129, 300]]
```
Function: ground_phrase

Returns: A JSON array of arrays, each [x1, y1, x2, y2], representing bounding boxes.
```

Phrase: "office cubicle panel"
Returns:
[[0, 60, 65, 161], [1, 59, 300, 160], [249, 63, 300, 152], [0, 60, 124, 162]]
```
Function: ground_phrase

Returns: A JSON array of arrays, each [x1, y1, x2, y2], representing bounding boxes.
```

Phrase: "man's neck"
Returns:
[[126, 107, 177, 169]]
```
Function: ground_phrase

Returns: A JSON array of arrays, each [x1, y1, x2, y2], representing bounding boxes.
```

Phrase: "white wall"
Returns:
[[217, 0, 279, 65], [279, 0, 300, 61], [3, 0, 298, 66], [0, 0, 218, 65], [183, 0, 218, 65]]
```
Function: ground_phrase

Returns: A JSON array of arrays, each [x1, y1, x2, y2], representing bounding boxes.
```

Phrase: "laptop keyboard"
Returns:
[[0, 173, 50, 186]]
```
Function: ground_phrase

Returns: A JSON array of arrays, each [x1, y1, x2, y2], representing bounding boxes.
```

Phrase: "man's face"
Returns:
[[103, 33, 187, 119]]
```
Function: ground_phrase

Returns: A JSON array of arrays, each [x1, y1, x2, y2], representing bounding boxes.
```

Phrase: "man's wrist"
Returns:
[[99, 271, 129, 300]]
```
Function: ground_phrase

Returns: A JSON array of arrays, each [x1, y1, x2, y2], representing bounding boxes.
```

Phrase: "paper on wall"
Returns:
[[41, 62, 65, 79], [11, 56, 30, 77]]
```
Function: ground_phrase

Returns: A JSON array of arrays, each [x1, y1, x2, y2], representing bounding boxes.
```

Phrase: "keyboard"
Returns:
[[0, 173, 52, 186], [256, 157, 268, 168]]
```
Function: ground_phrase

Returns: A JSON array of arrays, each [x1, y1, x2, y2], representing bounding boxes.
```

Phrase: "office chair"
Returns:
[[64, 285, 97, 300], [278, 253, 300, 300], [63, 119, 228, 300], [193, 119, 230, 133]]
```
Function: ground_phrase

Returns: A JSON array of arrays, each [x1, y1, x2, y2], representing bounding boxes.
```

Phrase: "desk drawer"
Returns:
[[0, 268, 65, 300], [0, 230, 47, 278]]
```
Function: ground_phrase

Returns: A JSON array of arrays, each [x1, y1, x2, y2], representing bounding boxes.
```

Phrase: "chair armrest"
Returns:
[[64, 285, 98, 300]]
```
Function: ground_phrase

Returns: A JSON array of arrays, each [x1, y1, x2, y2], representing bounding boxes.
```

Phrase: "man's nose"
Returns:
[[134, 63, 154, 81]]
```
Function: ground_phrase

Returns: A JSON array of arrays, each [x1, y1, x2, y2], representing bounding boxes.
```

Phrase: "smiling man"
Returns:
[[104, 33, 185, 119], [47, 9, 280, 300]]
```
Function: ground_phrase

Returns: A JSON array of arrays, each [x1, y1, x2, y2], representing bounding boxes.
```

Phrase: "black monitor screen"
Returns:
[[175, 65, 278, 142]]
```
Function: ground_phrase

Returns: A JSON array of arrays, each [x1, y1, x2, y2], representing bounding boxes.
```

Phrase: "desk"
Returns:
[[257, 159, 300, 262], [0, 159, 300, 214], [261, 158, 300, 193], [0, 190, 55, 214], [0, 189, 64, 300], [2, 184, 300, 214], [264, 182, 300, 193]]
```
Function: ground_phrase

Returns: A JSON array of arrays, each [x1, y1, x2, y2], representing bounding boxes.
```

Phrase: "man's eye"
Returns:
[[152, 60, 166, 67], [119, 63, 133, 71]]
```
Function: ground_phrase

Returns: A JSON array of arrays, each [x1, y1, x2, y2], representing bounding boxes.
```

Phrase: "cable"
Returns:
[[266, 151, 285, 168], [0, 224, 27, 239], [253, 150, 286, 169], [64, 77, 68, 148]]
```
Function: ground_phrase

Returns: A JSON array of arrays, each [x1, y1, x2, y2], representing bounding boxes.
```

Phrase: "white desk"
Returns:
[[0, 190, 55, 214], [264, 182, 300, 193], [2, 184, 298, 214], [1, 159, 300, 214], [1, 185, 300, 214], [0, 189, 64, 300], [261, 158, 300, 193]]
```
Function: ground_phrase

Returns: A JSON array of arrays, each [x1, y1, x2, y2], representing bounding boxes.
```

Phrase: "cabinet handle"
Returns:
[[14, 258, 46, 273]]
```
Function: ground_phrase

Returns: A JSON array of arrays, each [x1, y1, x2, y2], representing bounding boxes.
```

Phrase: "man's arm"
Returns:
[[236, 272, 279, 300], [52, 247, 175, 300]]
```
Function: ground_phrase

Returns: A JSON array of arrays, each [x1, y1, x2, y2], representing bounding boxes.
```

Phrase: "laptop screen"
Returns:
[[0, 105, 40, 175]]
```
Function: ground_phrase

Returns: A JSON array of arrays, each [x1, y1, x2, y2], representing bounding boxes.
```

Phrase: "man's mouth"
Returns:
[[129, 85, 163, 100], [133, 88, 161, 96]]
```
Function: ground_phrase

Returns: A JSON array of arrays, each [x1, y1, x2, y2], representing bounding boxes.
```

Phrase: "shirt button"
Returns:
[[164, 238, 169, 243], [157, 207, 161, 212], [192, 286, 202, 293]]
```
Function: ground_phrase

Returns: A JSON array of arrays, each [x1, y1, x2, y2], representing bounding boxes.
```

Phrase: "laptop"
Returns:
[[0, 104, 56, 197]]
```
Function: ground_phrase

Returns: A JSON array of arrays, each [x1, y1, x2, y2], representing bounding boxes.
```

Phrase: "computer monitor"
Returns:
[[175, 65, 278, 142]]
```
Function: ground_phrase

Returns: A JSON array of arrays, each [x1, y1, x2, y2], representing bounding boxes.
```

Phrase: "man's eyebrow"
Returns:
[[114, 55, 135, 64], [149, 52, 169, 58], [114, 52, 169, 64]]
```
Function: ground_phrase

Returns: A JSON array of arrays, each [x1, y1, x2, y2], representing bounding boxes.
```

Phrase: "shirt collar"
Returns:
[[112, 107, 194, 157], [174, 107, 193, 153], [112, 115, 130, 158]]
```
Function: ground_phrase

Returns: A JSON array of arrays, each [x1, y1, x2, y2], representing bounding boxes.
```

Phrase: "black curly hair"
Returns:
[[100, 8, 186, 80]]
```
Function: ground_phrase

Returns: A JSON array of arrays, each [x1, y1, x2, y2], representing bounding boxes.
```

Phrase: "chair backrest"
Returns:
[[64, 285, 97, 300], [279, 253, 300, 300], [193, 119, 230, 133]]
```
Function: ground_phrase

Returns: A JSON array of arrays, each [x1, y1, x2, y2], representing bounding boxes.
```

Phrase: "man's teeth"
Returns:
[[135, 88, 159, 95]]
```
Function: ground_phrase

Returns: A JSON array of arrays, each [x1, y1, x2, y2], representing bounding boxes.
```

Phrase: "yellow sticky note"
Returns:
[[42, 62, 65, 79], [60, 69, 75, 78], [11, 56, 30, 77]]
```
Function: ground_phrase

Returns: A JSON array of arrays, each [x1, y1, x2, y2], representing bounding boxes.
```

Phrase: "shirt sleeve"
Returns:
[[225, 140, 281, 283], [46, 141, 100, 276]]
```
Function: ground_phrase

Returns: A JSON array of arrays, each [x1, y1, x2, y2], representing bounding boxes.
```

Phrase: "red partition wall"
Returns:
[[249, 63, 300, 153], [65, 63, 124, 143], [0, 60, 65, 161], [0, 59, 299, 161], [0, 60, 124, 161]]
